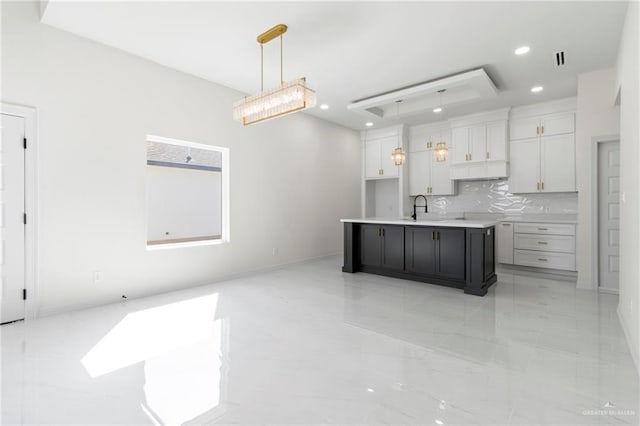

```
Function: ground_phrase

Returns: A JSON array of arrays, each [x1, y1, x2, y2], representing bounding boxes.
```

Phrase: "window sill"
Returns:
[[146, 239, 228, 251]]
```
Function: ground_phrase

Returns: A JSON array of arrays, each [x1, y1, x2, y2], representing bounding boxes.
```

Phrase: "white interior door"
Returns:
[[1, 113, 26, 323], [598, 141, 620, 292]]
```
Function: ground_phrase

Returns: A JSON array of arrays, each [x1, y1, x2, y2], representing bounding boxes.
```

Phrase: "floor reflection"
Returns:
[[81, 294, 227, 424]]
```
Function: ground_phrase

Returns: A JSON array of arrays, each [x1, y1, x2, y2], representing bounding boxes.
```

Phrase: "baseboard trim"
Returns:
[[617, 306, 639, 376], [36, 252, 342, 319]]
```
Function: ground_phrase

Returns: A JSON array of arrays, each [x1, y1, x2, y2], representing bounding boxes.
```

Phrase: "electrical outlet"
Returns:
[[93, 271, 101, 284]]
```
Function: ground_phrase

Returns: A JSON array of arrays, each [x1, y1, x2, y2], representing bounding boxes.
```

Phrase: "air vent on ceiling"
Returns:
[[554, 50, 566, 67]]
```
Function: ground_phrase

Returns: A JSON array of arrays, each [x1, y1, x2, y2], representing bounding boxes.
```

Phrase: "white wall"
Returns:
[[1, 2, 361, 315], [575, 68, 620, 289], [615, 2, 640, 370]]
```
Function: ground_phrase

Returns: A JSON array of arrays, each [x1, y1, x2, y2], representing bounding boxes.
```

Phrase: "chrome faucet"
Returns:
[[411, 195, 428, 221]]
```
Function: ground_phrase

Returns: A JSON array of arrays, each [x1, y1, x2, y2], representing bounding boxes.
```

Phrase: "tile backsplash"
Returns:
[[427, 180, 577, 215]]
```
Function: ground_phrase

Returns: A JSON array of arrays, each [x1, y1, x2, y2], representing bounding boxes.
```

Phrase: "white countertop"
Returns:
[[340, 218, 497, 228]]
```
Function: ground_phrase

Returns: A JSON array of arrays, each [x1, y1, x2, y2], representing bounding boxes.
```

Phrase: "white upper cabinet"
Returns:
[[449, 109, 510, 180], [408, 150, 431, 195], [365, 135, 400, 179], [407, 124, 455, 196], [509, 116, 540, 140], [510, 112, 575, 140], [486, 121, 507, 161], [540, 133, 576, 192], [508, 108, 576, 193], [451, 127, 469, 164], [468, 124, 487, 162], [509, 138, 540, 193], [541, 113, 575, 136]]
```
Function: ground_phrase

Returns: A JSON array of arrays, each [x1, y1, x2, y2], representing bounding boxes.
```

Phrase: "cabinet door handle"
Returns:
[[432, 231, 435, 240], [469, 153, 472, 161], [538, 258, 548, 262], [537, 182, 540, 190], [537, 241, 548, 245], [536, 126, 540, 135], [541, 126, 544, 134], [541, 182, 544, 190], [435, 231, 439, 240], [486, 151, 490, 159], [382, 228, 385, 237], [502, 223, 511, 226], [537, 227, 548, 231]]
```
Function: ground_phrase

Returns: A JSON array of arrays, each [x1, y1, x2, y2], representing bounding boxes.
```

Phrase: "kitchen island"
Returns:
[[341, 218, 497, 296]]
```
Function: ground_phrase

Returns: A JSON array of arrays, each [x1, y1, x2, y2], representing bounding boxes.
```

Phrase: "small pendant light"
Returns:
[[391, 100, 405, 166]]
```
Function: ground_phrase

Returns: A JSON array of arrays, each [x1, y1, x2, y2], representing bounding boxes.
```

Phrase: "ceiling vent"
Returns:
[[554, 50, 566, 67]]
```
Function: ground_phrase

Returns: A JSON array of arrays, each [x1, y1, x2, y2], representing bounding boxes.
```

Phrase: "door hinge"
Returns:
[[23, 289, 27, 300], [23, 213, 27, 225], [23, 137, 27, 149]]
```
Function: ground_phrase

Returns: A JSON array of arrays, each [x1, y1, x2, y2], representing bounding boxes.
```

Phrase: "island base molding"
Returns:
[[342, 222, 497, 296]]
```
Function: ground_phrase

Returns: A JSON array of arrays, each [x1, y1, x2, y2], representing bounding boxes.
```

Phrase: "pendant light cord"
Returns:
[[280, 34, 284, 85], [260, 44, 264, 92]]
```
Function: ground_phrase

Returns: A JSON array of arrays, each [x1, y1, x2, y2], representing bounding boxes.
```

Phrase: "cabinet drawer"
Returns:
[[514, 250, 576, 271], [514, 223, 575, 236], [514, 234, 575, 253]]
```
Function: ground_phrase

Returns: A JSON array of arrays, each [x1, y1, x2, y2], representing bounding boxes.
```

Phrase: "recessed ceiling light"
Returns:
[[531, 86, 544, 93], [515, 46, 530, 55], [320, 104, 329, 110], [433, 107, 443, 113], [365, 122, 374, 127]]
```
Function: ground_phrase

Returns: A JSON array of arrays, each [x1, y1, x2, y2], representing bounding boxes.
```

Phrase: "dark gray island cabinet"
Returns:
[[341, 219, 497, 296]]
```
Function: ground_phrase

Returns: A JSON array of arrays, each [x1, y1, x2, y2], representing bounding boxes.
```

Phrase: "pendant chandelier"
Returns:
[[233, 24, 316, 126], [391, 100, 405, 166], [433, 89, 448, 162]]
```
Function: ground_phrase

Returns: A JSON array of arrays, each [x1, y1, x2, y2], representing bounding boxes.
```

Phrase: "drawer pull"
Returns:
[[538, 258, 548, 262], [537, 227, 548, 231], [502, 223, 511, 226], [537, 241, 548, 245]]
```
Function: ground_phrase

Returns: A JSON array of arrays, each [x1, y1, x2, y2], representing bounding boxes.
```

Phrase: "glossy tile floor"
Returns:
[[2, 256, 638, 425]]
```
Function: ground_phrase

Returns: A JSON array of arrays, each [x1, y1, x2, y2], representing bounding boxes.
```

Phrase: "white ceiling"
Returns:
[[40, 1, 628, 130]]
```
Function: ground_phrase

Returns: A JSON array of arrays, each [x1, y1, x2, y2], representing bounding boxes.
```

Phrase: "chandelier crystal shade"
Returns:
[[234, 24, 316, 126], [434, 142, 448, 162], [391, 147, 406, 166], [233, 78, 316, 125]]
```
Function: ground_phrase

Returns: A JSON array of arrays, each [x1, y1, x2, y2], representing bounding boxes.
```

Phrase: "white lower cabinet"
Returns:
[[514, 250, 576, 270], [496, 222, 514, 264], [505, 222, 576, 271]]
